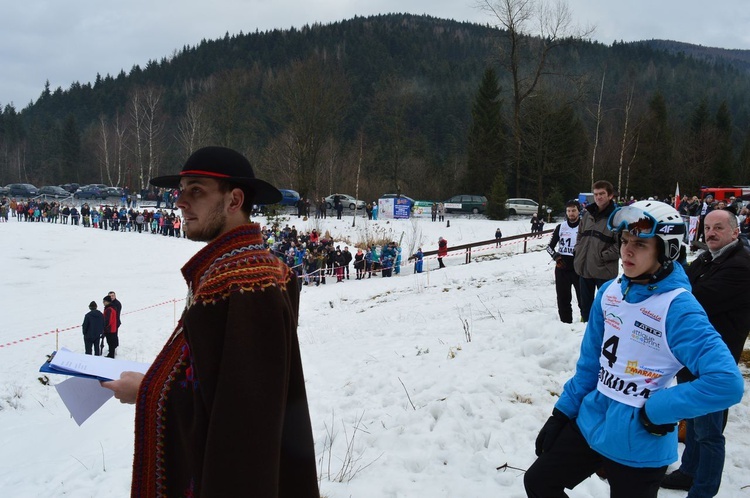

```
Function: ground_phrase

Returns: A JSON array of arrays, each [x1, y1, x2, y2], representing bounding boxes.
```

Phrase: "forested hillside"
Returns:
[[2, 13, 750, 210]]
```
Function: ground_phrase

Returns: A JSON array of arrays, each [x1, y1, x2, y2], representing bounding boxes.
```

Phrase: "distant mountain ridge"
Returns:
[[635, 39, 750, 72], [4, 13, 750, 201]]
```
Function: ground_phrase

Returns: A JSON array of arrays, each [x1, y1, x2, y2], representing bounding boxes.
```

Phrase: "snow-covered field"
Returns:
[[1, 212, 749, 497]]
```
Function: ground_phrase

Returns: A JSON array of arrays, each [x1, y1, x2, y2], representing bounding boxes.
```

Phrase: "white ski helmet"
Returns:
[[607, 200, 686, 262]]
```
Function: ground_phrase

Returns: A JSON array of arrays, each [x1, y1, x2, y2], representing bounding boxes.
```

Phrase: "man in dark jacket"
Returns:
[[342, 246, 353, 279], [82, 301, 104, 356], [573, 180, 619, 321], [108, 291, 122, 330], [546, 200, 582, 323], [335, 199, 344, 219], [662, 208, 750, 497]]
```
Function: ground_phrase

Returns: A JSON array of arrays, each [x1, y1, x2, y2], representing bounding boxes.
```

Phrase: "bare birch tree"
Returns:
[[98, 115, 113, 185], [113, 110, 127, 187], [128, 86, 165, 190], [618, 84, 637, 197], [128, 88, 146, 189], [590, 68, 606, 190], [142, 86, 164, 190], [176, 99, 212, 158]]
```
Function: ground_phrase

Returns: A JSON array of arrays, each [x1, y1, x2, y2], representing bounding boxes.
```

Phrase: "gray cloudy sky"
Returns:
[[2, 0, 749, 108]]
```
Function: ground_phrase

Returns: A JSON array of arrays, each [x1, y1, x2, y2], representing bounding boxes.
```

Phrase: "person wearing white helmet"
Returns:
[[524, 200, 743, 498]]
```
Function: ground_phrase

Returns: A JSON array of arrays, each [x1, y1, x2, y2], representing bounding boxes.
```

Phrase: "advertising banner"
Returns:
[[412, 201, 433, 218], [378, 197, 413, 219]]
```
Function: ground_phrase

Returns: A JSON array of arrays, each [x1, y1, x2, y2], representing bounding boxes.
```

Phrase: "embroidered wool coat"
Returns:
[[132, 224, 319, 497]]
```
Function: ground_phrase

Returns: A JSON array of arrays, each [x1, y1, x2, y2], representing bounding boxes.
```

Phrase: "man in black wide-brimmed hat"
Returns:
[[102, 146, 319, 497]]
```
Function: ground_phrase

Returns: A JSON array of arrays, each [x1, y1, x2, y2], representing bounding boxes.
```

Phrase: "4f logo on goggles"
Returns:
[[658, 225, 675, 233]]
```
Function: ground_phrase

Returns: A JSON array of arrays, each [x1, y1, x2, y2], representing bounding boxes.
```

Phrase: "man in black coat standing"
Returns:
[[662, 208, 750, 496], [108, 291, 122, 331], [82, 301, 104, 355], [546, 200, 582, 323], [342, 246, 353, 280]]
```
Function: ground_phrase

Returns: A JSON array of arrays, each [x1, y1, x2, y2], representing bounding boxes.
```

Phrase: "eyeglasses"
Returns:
[[607, 206, 686, 238]]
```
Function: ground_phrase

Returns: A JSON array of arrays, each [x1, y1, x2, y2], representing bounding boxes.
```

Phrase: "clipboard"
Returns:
[[40, 348, 150, 381]]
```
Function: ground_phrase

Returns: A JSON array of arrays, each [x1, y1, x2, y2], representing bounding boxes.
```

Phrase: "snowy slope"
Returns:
[[0, 214, 748, 497]]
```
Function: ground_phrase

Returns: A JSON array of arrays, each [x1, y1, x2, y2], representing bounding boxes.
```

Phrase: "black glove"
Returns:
[[639, 407, 676, 436], [535, 408, 569, 456]]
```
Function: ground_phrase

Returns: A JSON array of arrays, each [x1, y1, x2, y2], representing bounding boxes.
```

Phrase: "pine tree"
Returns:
[[464, 67, 504, 196], [713, 101, 733, 185], [59, 114, 81, 182], [486, 169, 508, 220], [633, 92, 673, 197]]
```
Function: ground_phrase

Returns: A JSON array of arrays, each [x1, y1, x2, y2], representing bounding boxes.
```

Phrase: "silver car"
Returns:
[[325, 194, 366, 210], [505, 198, 539, 216]]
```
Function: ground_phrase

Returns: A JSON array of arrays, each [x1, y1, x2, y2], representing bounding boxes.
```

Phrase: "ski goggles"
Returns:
[[607, 206, 686, 238]]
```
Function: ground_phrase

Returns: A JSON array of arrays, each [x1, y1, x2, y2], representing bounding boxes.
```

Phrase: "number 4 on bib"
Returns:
[[602, 335, 619, 368]]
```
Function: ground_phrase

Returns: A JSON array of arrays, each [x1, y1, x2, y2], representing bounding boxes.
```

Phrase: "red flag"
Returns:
[[674, 183, 680, 209]]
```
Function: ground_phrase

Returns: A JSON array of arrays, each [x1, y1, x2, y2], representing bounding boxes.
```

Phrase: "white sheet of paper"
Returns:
[[50, 347, 150, 380], [47, 348, 151, 425], [55, 377, 114, 426]]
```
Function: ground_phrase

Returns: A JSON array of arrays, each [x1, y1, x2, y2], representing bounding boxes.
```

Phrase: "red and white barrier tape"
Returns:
[[1, 236, 549, 349], [0, 298, 184, 350]]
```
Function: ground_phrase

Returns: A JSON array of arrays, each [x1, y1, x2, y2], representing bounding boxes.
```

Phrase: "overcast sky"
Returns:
[[2, 0, 749, 109]]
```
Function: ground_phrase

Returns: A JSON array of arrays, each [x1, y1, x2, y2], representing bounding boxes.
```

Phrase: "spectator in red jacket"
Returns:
[[437, 237, 448, 269], [102, 295, 119, 358]]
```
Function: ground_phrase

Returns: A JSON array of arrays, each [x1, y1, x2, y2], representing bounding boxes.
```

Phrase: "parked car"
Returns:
[[74, 185, 107, 200], [78, 183, 108, 192], [39, 186, 72, 198], [0, 185, 9, 196], [102, 186, 124, 198], [505, 198, 539, 216], [443, 194, 487, 214], [5, 183, 39, 198], [59, 183, 80, 193], [278, 189, 301, 206], [325, 193, 366, 210]]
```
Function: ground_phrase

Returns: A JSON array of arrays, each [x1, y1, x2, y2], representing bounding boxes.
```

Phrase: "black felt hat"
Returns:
[[150, 146, 282, 204]]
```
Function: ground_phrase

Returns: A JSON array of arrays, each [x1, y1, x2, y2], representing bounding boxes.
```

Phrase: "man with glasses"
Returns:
[[525, 200, 743, 498]]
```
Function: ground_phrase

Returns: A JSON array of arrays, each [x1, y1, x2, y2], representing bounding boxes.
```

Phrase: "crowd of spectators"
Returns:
[[612, 193, 750, 245], [0, 195, 411, 286], [1, 197, 185, 237], [263, 224, 404, 285]]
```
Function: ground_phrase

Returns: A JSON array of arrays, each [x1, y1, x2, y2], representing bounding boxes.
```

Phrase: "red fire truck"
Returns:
[[699, 186, 750, 202]]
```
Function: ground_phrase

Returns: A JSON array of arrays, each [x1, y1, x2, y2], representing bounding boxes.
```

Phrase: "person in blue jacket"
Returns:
[[414, 248, 424, 273], [394, 245, 402, 275], [524, 200, 744, 498]]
